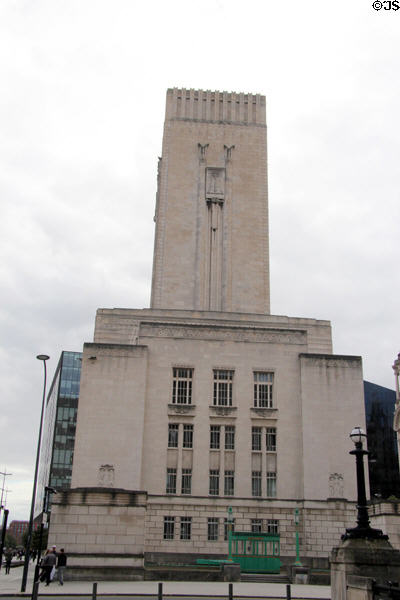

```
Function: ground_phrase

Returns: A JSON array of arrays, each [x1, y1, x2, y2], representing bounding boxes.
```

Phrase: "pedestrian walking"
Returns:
[[4, 549, 12, 574], [56, 548, 67, 585], [40, 549, 57, 586]]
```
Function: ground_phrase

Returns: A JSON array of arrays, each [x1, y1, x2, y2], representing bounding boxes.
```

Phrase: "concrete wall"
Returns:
[[71, 343, 148, 490], [300, 354, 365, 501], [49, 489, 146, 566]]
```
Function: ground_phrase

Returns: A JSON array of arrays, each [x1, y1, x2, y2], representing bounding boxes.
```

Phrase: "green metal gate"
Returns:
[[228, 531, 281, 573]]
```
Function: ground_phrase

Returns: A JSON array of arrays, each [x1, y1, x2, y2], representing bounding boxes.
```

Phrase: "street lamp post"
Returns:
[[227, 506, 233, 558], [20, 354, 50, 593], [0, 470, 12, 518], [294, 508, 302, 566], [342, 427, 387, 541], [0, 509, 9, 570]]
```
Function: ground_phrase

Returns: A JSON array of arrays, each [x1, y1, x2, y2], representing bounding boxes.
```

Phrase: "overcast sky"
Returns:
[[0, 0, 399, 522]]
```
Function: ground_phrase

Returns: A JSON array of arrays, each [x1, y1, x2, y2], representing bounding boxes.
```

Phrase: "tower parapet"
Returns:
[[165, 88, 266, 126]]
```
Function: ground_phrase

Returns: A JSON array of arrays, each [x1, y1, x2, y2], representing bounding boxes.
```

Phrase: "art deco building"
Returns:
[[50, 89, 367, 577]]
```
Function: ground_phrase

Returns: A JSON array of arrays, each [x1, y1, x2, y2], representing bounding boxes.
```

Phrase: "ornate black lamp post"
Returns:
[[21, 354, 50, 592], [342, 427, 387, 541]]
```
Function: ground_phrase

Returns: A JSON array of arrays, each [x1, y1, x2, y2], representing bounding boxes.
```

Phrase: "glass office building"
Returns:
[[36, 351, 82, 515], [364, 380, 400, 499]]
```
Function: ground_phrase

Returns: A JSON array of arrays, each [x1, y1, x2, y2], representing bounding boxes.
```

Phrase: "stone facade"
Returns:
[[151, 89, 270, 314], [49, 89, 369, 577]]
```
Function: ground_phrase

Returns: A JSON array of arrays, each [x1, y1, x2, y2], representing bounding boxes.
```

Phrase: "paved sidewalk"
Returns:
[[0, 566, 331, 598]]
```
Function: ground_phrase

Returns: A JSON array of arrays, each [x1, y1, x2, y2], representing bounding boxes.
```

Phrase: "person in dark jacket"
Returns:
[[40, 549, 57, 585], [56, 549, 67, 585], [4, 549, 13, 574]]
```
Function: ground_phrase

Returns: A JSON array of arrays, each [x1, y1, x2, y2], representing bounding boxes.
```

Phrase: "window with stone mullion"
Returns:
[[213, 370, 233, 406], [267, 519, 279, 534], [181, 468, 192, 494], [207, 518, 219, 541], [224, 470, 234, 496], [252, 470, 262, 497], [166, 468, 177, 494], [251, 519, 262, 533], [168, 423, 179, 448], [253, 372, 273, 408], [209, 469, 219, 495], [210, 425, 220, 449], [225, 425, 235, 450], [180, 517, 192, 540], [172, 368, 193, 404], [266, 471, 276, 497], [163, 516, 175, 539], [183, 424, 193, 448]]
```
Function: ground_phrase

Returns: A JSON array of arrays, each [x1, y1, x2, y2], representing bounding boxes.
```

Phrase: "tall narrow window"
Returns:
[[181, 468, 192, 495], [172, 368, 193, 404], [210, 425, 221, 449], [209, 469, 219, 495], [207, 517, 219, 541], [266, 427, 276, 451], [252, 471, 262, 497], [224, 470, 234, 496], [253, 372, 274, 408], [163, 516, 175, 540], [213, 370, 233, 406], [168, 423, 179, 448], [252, 426, 262, 451], [251, 519, 262, 533], [225, 425, 235, 450], [183, 424, 193, 448], [180, 517, 192, 540], [166, 468, 177, 494], [266, 472, 277, 497]]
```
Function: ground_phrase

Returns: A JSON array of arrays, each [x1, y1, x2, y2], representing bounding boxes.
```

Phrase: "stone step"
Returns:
[[240, 572, 290, 583]]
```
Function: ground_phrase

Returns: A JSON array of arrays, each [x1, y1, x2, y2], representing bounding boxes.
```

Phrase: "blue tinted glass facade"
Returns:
[[37, 351, 82, 515], [364, 380, 400, 499], [49, 351, 81, 489]]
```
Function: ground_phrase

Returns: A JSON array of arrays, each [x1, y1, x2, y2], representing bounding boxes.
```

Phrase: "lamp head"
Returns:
[[36, 354, 50, 361], [350, 427, 367, 446]]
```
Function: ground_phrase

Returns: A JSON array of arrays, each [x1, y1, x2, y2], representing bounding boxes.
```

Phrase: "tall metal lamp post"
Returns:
[[227, 506, 233, 558], [342, 427, 386, 541], [294, 508, 302, 566], [21, 354, 50, 592]]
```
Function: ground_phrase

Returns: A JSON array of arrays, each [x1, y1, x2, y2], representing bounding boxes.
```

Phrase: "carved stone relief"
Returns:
[[210, 406, 237, 417], [329, 472, 344, 498], [224, 144, 235, 161], [140, 322, 306, 345], [98, 464, 115, 487], [206, 168, 225, 200], [168, 404, 195, 415], [198, 143, 209, 162]]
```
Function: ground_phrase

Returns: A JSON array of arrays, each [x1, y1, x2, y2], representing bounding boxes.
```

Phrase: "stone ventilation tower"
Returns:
[[151, 88, 270, 314]]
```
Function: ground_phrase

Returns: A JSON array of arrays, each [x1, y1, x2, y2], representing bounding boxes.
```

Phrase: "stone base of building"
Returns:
[[49, 486, 369, 580]]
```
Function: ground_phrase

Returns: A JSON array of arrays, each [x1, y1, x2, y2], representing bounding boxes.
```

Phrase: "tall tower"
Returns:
[[151, 88, 270, 314]]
